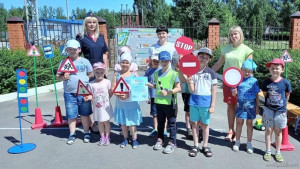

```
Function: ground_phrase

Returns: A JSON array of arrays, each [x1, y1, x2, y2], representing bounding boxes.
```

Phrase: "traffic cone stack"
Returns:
[[51, 106, 68, 127], [31, 108, 47, 129], [272, 125, 295, 151]]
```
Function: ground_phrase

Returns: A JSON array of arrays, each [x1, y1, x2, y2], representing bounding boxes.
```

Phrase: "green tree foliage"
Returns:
[[0, 3, 8, 31], [71, 7, 87, 19]]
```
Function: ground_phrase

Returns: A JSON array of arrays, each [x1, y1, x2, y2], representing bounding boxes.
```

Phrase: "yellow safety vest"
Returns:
[[154, 69, 177, 105]]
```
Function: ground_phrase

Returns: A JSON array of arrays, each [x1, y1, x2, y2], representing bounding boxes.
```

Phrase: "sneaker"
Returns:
[[149, 129, 158, 137], [83, 133, 91, 143], [97, 137, 106, 146], [153, 139, 163, 150], [163, 141, 177, 154], [263, 152, 272, 161], [164, 130, 168, 137], [275, 153, 284, 163], [246, 142, 254, 154], [232, 141, 240, 152], [104, 137, 110, 146], [66, 134, 76, 145], [120, 138, 128, 148], [132, 139, 139, 149]]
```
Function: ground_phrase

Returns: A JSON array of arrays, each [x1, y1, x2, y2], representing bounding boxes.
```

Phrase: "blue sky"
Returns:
[[1, 0, 174, 14]]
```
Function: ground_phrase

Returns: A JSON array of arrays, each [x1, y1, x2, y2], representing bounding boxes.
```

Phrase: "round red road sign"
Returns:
[[175, 36, 194, 56], [179, 53, 200, 76]]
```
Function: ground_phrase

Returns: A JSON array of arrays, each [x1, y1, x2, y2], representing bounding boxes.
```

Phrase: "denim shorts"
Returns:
[[262, 106, 287, 129], [64, 93, 92, 119], [235, 100, 256, 120], [190, 105, 210, 124], [150, 98, 157, 116]]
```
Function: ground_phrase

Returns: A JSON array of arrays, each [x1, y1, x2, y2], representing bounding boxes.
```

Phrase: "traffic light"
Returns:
[[18, 97, 29, 113], [16, 69, 29, 113], [16, 69, 27, 93]]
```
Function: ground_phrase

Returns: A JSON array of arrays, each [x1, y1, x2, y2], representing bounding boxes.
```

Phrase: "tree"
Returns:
[[71, 7, 87, 19], [0, 3, 8, 31], [8, 7, 24, 19], [56, 7, 66, 19]]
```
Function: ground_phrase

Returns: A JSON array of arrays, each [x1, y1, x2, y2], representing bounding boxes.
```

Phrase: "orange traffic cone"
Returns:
[[51, 106, 68, 127], [272, 125, 295, 151], [31, 108, 47, 129]]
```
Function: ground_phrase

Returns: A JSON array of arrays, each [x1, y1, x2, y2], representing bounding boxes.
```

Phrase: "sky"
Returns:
[[1, 0, 174, 14]]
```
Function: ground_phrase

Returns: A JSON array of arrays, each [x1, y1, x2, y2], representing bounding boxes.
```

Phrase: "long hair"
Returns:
[[228, 26, 244, 46], [82, 16, 100, 39]]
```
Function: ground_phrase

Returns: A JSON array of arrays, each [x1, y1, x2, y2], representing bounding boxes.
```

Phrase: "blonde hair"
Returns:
[[82, 16, 100, 39], [228, 26, 244, 46]]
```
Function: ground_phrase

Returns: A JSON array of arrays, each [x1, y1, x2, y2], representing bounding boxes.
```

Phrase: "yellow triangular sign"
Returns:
[[27, 45, 41, 56]]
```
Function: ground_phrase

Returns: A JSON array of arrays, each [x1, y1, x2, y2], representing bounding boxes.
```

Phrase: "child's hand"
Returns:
[[209, 106, 215, 114], [187, 76, 192, 84], [256, 106, 260, 115], [83, 96, 89, 102], [161, 90, 167, 96], [146, 99, 151, 104], [232, 88, 237, 96], [119, 93, 129, 100], [64, 73, 70, 80]]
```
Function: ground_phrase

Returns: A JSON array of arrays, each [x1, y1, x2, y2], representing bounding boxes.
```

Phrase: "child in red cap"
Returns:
[[261, 58, 292, 163]]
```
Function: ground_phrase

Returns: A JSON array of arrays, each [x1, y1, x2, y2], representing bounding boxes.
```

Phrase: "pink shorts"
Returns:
[[223, 82, 237, 104]]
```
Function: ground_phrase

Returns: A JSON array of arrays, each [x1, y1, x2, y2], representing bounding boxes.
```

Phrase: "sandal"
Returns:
[[188, 146, 200, 157], [225, 131, 235, 141], [201, 147, 213, 157]]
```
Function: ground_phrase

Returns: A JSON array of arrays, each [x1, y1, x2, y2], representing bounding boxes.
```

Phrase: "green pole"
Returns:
[[49, 58, 59, 106], [33, 56, 39, 107], [285, 63, 287, 79]]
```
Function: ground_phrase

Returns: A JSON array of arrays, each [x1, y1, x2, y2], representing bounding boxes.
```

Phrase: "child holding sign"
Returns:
[[148, 51, 181, 154], [262, 58, 292, 163], [179, 47, 217, 157], [85, 62, 113, 146], [232, 59, 260, 154], [56, 39, 93, 145], [112, 52, 142, 149]]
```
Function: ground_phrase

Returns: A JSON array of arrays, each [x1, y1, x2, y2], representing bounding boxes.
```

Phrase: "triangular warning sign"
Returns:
[[76, 80, 92, 96], [58, 57, 78, 73], [112, 77, 130, 94], [27, 45, 41, 56], [280, 50, 293, 63]]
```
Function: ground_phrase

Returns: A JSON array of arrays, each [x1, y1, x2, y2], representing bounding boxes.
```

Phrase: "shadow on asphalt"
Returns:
[[4, 136, 20, 145]]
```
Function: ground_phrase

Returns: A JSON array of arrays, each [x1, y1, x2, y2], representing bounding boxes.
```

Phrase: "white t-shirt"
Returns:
[[149, 42, 179, 69]]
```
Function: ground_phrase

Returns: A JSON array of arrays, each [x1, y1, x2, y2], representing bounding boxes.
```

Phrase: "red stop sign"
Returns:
[[179, 53, 200, 76], [175, 36, 194, 56]]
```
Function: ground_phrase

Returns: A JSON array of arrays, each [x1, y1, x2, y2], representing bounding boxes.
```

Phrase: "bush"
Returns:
[[0, 48, 64, 94], [211, 47, 300, 106]]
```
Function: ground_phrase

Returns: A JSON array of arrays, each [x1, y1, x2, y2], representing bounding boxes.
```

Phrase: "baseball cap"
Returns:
[[198, 47, 212, 57], [93, 62, 106, 70], [151, 55, 159, 60], [66, 39, 80, 49], [242, 59, 257, 71], [120, 51, 132, 63], [265, 58, 285, 68], [158, 51, 171, 61]]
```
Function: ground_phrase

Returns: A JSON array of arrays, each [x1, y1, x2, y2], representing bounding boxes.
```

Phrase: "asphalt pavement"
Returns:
[[0, 71, 299, 169]]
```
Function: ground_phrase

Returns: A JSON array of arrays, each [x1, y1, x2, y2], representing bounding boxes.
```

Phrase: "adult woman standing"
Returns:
[[76, 12, 109, 76], [212, 26, 253, 141], [76, 12, 109, 133]]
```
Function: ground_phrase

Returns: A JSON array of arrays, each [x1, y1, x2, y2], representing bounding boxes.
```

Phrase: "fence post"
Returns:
[[7, 16, 26, 50], [208, 18, 220, 50], [97, 17, 108, 46], [290, 11, 300, 50]]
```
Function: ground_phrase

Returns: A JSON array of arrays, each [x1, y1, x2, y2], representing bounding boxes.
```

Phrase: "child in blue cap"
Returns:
[[148, 51, 181, 154], [232, 59, 260, 154]]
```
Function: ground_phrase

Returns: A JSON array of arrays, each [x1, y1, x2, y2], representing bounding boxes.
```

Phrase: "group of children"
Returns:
[[57, 36, 291, 162]]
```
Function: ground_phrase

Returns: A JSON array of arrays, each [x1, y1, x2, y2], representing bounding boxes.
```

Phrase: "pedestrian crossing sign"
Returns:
[[76, 80, 92, 96], [280, 50, 293, 63], [57, 57, 78, 73]]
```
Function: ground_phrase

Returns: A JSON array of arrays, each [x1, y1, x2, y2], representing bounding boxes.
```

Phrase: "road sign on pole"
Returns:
[[175, 36, 194, 56], [179, 53, 200, 76]]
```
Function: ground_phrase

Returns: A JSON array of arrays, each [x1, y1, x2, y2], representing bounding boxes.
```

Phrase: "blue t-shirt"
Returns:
[[58, 57, 93, 93], [76, 34, 108, 65], [144, 67, 158, 98], [261, 78, 292, 112], [236, 76, 260, 101]]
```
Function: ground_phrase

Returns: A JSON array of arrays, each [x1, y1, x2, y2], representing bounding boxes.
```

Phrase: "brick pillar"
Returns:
[[7, 16, 26, 50], [289, 11, 300, 49], [208, 18, 220, 50], [97, 17, 108, 46]]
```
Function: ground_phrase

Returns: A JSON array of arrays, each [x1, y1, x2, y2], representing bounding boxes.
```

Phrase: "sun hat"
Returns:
[[120, 51, 132, 63], [265, 58, 285, 68], [242, 59, 257, 71], [93, 62, 106, 70]]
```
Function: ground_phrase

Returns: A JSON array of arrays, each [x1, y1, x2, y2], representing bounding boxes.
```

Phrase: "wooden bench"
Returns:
[[258, 91, 300, 132]]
